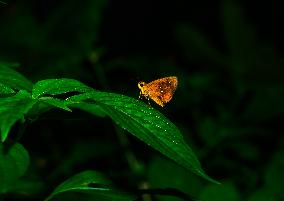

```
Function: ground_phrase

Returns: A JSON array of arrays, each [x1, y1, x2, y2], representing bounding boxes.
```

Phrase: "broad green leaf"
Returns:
[[45, 170, 136, 201], [0, 63, 33, 91], [32, 78, 94, 99], [39, 97, 72, 112], [0, 142, 30, 193], [0, 90, 37, 142], [66, 92, 219, 184], [0, 83, 15, 95]]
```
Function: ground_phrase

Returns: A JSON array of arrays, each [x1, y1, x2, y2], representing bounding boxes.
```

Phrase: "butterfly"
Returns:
[[138, 76, 178, 107]]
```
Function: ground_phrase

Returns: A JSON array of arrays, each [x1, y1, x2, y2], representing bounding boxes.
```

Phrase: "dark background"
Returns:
[[0, 0, 283, 200]]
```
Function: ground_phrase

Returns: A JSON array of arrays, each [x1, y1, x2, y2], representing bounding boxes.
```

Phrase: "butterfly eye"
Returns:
[[138, 82, 144, 87]]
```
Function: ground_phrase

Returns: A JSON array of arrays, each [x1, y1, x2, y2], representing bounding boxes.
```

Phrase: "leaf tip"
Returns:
[[1, 129, 8, 142]]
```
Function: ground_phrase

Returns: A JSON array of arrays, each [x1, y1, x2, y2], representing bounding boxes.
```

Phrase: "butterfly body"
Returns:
[[138, 76, 178, 107]]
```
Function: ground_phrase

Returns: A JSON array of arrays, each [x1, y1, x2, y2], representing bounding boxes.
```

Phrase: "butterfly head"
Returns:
[[138, 81, 146, 89]]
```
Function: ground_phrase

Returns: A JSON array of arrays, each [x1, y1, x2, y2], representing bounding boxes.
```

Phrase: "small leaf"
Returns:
[[32, 78, 94, 99], [45, 170, 136, 201], [0, 83, 15, 95], [0, 142, 30, 193], [67, 92, 219, 184], [0, 63, 33, 91], [0, 90, 37, 142], [39, 97, 72, 112]]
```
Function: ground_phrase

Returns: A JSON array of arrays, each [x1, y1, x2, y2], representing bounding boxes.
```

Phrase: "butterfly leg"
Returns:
[[146, 97, 152, 107]]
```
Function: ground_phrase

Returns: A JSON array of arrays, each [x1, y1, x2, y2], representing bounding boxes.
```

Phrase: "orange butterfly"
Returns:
[[138, 76, 178, 107]]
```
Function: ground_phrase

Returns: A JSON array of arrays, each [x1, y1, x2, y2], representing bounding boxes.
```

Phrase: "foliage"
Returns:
[[0, 0, 283, 200], [0, 64, 217, 200]]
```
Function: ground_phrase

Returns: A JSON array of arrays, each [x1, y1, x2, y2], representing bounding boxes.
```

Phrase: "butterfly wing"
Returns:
[[146, 76, 178, 107]]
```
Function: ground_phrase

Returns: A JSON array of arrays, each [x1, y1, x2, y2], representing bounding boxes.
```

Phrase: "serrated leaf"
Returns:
[[0, 63, 33, 91], [32, 78, 94, 99], [45, 170, 136, 201], [0, 142, 30, 193], [0, 83, 15, 95], [0, 90, 37, 142], [66, 92, 219, 184], [39, 97, 72, 112]]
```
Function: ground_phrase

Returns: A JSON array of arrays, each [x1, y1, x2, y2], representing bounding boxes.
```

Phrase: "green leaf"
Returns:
[[0, 63, 33, 91], [39, 97, 72, 112], [0, 90, 37, 142], [45, 170, 136, 201], [66, 92, 219, 184], [0, 83, 15, 95], [32, 78, 94, 99], [0, 142, 30, 193]]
